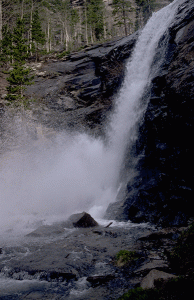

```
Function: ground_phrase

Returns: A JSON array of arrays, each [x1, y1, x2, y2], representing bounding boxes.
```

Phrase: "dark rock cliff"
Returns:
[[25, 33, 138, 133], [106, 0, 194, 227]]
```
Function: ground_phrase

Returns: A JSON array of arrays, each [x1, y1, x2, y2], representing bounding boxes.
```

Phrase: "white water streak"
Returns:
[[108, 0, 181, 165]]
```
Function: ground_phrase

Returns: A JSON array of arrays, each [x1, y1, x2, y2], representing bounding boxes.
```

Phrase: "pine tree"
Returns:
[[6, 18, 33, 102], [135, 0, 156, 23], [87, 0, 104, 42], [31, 8, 45, 61], [112, 0, 132, 36], [0, 25, 13, 68]]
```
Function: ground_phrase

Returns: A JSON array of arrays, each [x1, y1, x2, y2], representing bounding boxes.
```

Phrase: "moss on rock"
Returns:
[[115, 250, 138, 267]]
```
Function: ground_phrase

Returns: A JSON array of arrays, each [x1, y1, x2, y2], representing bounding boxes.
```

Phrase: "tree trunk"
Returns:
[[29, 0, 33, 56], [49, 30, 52, 52], [0, 0, 2, 40], [21, 0, 24, 20], [90, 27, 94, 44], [84, 0, 88, 46], [46, 20, 50, 52], [122, 4, 128, 36], [65, 16, 69, 51], [78, 7, 82, 47], [103, 13, 106, 40]]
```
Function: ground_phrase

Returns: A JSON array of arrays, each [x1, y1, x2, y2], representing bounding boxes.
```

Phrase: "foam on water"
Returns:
[[0, 274, 49, 295]]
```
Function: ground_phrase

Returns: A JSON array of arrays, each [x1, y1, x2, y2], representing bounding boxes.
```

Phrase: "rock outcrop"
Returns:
[[106, 0, 194, 227], [25, 33, 138, 133]]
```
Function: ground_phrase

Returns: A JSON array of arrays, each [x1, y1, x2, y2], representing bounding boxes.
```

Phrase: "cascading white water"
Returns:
[[108, 0, 182, 168], [0, 0, 182, 239]]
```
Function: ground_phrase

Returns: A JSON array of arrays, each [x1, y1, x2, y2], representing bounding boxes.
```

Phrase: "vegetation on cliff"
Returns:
[[0, 0, 172, 103], [5, 18, 34, 102]]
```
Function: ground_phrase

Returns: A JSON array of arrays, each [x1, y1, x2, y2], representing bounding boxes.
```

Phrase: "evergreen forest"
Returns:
[[0, 0, 172, 102]]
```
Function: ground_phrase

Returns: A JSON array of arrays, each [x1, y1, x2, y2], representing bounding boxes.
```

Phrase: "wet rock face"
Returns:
[[25, 33, 138, 133], [106, 0, 194, 227]]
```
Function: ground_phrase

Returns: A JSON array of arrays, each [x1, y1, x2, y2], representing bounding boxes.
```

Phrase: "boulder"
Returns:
[[135, 260, 168, 275], [68, 212, 98, 228], [140, 269, 177, 289]]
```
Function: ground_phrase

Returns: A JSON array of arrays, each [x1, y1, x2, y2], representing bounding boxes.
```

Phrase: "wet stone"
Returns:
[[68, 212, 98, 228], [87, 274, 115, 286], [0, 222, 156, 299]]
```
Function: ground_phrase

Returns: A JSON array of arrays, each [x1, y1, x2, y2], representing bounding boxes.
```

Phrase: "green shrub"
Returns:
[[57, 50, 71, 59]]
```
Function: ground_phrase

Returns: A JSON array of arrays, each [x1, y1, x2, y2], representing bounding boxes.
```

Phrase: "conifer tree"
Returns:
[[70, 7, 80, 49], [135, 0, 156, 23], [112, 0, 132, 36], [0, 25, 13, 68], [31, 8, 45, 60], [6, 18, 33, 102], [87, 0, 104, 41]]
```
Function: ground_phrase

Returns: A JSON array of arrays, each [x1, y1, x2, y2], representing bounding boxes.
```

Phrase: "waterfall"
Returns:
[[0, 0, 182, 238], [107, 0, 181, 171]]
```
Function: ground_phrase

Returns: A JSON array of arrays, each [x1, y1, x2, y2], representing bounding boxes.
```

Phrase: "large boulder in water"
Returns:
[[68, 212, 98, 228]]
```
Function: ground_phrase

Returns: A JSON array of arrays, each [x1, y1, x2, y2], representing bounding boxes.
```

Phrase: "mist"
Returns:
[[0, 117, 120, 238]]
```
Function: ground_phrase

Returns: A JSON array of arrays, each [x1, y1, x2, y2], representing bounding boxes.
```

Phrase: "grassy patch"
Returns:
[[115, 250, 138, 267]]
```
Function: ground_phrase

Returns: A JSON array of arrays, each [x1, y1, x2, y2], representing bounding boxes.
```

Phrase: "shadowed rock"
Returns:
[[68, 211, 98, 228], [87, 274, 115, 286], [140, 269, 177, 289]]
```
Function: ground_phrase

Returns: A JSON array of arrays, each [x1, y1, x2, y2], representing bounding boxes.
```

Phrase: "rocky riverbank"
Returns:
[[0, 212, 190, 300]]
